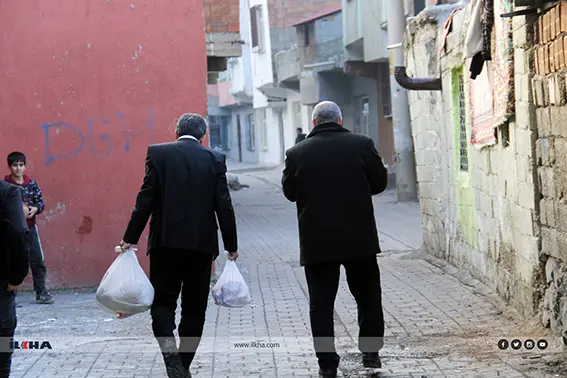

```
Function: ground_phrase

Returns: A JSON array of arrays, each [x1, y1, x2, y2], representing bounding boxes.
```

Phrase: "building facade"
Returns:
[[0, 0, 240, 288], [403, 0, 567, 336]]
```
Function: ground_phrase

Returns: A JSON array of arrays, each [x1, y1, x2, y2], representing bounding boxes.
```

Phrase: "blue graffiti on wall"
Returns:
[[43, 108, 155, 166]]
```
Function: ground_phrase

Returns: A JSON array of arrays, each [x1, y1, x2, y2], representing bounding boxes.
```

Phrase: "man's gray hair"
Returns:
[[176, 113, 207, 139], [312, 101, 342, 126]]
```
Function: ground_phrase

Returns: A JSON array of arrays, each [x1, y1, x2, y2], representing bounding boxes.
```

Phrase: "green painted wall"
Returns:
[[451, 67, 478, 248]]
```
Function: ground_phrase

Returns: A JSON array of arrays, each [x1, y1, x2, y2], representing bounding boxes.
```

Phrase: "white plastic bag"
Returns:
[[212, 257, 251, 308], [96, 247, 154, 319]]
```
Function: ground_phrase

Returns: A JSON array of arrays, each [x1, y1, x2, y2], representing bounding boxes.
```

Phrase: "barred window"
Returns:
[[457, 74, 468, 171]]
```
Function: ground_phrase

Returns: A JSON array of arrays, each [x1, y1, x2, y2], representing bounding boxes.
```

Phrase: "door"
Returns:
[[236, 114, 243, 162], [354, 96, 370, 136]]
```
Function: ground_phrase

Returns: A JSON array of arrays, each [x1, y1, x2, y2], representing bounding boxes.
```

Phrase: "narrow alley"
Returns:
[[8, 168, 567, 378]]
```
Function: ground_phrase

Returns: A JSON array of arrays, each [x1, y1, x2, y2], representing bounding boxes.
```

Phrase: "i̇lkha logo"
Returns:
[[10, 340, 52, 350]]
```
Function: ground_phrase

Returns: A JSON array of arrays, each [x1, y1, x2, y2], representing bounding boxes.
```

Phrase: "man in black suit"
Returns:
[[120, 113, 238, 378], [0, 181, 30, 377], [282, 101, 388, 378]]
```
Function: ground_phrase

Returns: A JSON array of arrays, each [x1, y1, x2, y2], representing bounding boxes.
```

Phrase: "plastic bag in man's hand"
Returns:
[[96, 247, 154, 318], [212, 259, 251, 308]]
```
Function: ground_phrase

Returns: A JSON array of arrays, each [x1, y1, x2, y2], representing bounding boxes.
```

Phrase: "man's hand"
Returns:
[[7, 284, 18, 292], [227, 251, 239, 261], [22, 203, 30, 217], [119, 240, 132, 251], [27, 206, 38, 219]]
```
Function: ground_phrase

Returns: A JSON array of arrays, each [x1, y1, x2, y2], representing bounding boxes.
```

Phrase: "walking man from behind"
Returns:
[[119, 113, 238, 378], [0, 181, 30, 378], [282, 101, 388, 377]]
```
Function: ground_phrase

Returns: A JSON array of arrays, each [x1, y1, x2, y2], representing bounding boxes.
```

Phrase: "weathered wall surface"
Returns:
[[405, 5, 542, 319], [532, 1, 567, 337], [0, 1, 207, 288]]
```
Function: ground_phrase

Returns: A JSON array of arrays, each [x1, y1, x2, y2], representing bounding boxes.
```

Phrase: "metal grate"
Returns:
[[458, 74, 468, 171]]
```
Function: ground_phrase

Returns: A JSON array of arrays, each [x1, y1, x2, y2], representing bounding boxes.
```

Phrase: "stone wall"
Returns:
[[405, 4, 543, 320], [532, 1, 567, 337]]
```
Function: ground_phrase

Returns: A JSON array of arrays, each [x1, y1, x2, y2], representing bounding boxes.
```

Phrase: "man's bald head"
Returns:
[[312, 101, 343, 127]]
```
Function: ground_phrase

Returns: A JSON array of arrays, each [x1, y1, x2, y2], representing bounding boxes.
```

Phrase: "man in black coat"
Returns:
[[282, 101, 388, 378], [0, 181, 30, 377], [120, 113, 238, 378]]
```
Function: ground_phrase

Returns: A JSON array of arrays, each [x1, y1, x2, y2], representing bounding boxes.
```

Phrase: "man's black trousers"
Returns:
[[149, 249, 212, 372], [0, 289, 16, 378], [304, 257, 385, 370]]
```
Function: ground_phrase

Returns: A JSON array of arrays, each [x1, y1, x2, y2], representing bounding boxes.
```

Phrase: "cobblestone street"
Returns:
[[9, 168, 567, 377]]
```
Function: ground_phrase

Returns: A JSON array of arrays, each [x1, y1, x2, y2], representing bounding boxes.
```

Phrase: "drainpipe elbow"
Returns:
[[394, 66, 442, 91]]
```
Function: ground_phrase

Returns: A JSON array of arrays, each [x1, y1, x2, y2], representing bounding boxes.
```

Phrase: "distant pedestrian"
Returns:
[[282, 101, 388, 377], [295, 127, 307, 144], [0, 181, 30, 378], [4, 152, 54, 304], [120, 113, 238, 378]]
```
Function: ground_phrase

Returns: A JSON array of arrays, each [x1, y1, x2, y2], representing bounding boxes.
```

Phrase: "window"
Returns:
[[457, 73, 468, 171], [250, 6, 265, 52], [414, 0, 426, 16], [380, 63, 392, 118], [247, 114, 256, 151]]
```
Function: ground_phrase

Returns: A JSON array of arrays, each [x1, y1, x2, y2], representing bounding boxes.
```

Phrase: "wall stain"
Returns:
[[76, 216, 93, 236]]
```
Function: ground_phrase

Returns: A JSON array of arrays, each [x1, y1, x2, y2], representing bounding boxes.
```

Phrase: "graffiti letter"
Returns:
[[117, 108, 155, 152], [87, 119, 113, 156], [43, 122, 85, 166]]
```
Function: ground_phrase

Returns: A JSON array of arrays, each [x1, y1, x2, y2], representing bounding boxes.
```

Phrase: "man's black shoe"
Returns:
[[319, 368, 338, 377], [362, 353, 382, 368]]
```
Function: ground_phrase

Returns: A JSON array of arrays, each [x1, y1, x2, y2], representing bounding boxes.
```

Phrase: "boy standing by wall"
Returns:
[[5, 152, 54, 304]]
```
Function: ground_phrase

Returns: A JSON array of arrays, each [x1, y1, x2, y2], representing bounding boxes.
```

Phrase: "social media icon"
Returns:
[[511, 339, 522, 350], [537, 339, 548, 350], [524, 339, 535, 350], [498, 339, 509, 350]]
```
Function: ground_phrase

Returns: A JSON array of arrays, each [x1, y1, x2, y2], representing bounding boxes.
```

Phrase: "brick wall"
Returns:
[[532, 1, 567, 336], [204, 0, 240, 33], [267, 0, 341, 29]]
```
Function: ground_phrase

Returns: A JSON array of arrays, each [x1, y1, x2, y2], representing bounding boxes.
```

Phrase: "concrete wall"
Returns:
[[0, 0, 207, 288], [405, 5, 541, 319], [229, 0, 254, 100], [342, 0, 388, 62]]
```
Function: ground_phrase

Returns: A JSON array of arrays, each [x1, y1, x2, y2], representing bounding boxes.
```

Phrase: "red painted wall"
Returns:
[[0, 1, 207, 288]]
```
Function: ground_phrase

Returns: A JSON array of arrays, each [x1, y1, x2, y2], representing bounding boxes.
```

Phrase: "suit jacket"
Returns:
[[0, 181, 30, 289], [282, 123, 388, 266], [123, 138, 237, 258]]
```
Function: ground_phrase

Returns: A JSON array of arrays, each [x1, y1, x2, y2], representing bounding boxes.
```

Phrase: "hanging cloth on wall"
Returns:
[[440, 8, 462, 54], [464, 0, 494, 80]]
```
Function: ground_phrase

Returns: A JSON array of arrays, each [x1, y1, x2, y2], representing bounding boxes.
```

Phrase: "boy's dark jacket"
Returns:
[[4, 175, 45, 228]]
